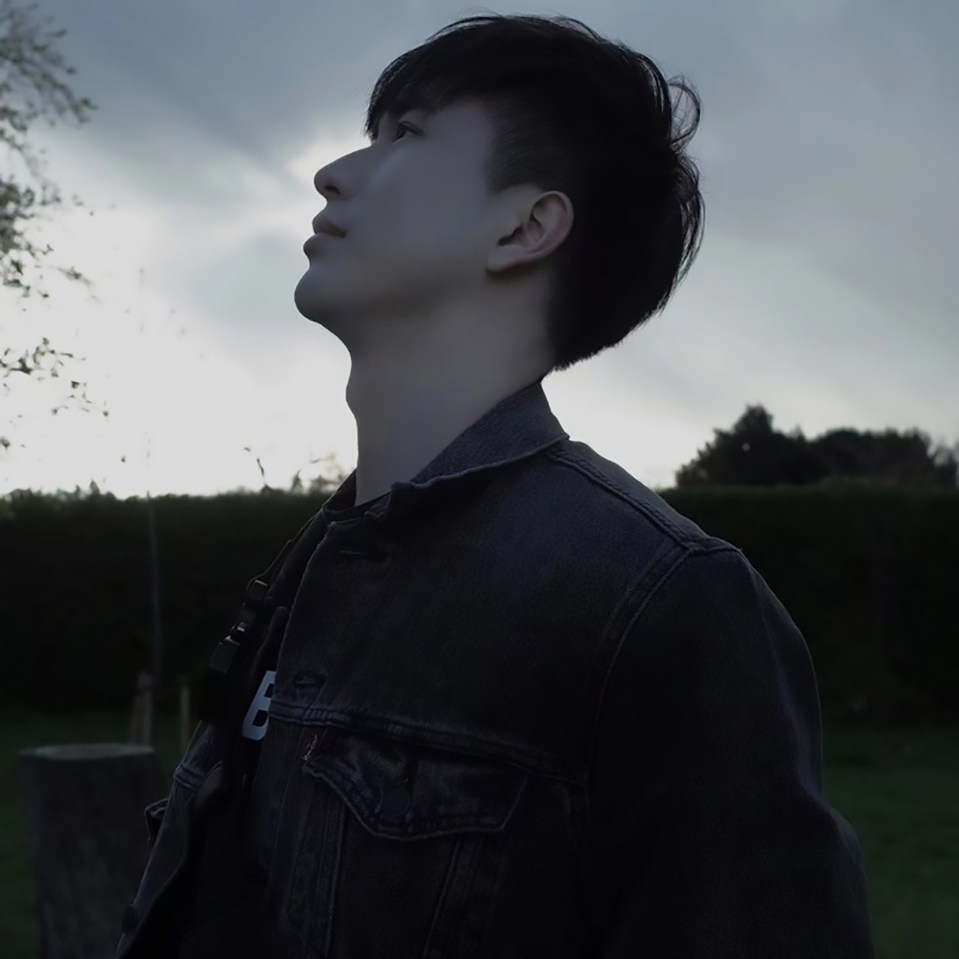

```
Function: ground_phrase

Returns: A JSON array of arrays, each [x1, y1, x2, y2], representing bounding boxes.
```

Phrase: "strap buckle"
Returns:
[[197, 577, 270, 723]]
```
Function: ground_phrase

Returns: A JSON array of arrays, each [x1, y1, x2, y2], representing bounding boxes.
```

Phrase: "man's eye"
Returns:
[[368, 120, 416, 144]]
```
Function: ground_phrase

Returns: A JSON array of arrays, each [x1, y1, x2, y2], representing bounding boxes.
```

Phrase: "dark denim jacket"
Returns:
[[116, 378, 876, 958]]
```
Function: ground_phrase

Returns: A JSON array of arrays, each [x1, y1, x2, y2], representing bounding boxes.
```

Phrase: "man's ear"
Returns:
[[487, 191, 574, 275]]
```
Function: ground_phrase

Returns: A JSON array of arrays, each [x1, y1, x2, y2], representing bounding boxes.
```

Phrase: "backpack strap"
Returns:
[[122, 508, 329, 957], [196, 509, 322, 725]]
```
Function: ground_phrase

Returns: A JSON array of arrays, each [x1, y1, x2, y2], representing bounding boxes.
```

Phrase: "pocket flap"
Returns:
[[143, 795, 170, 847], [302, 725, 528, 840]]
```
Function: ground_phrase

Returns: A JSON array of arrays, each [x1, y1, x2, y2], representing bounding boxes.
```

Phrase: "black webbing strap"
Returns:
[[196, 510, 318, 725], [178, 508, 331, 947], [123, 508, 327, 959]]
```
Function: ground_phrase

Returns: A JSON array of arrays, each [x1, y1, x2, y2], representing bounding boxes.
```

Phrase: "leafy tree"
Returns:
[[1, 0, 95, 294], [675, 404, 958, 488], [1, 0, 101, 459], [809, 427, 958, 486]]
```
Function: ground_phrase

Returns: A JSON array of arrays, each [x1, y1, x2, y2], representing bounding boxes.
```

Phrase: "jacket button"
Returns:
[[379, 784, 412, 819], [121, 902, 139, 933]]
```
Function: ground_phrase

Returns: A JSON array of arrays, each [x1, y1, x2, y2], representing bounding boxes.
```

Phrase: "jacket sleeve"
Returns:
[[579, 545, 877, 958]]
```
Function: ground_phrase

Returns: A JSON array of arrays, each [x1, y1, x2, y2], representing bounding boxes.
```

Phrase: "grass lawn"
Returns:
[[2, 710, 957, 958]]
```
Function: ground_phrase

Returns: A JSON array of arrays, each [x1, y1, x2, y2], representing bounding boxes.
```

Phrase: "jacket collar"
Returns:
[[322, 377, 569, 522]]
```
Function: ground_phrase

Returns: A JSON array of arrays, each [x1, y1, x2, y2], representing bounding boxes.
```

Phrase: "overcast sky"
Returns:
[[2, 0, 956, 499]]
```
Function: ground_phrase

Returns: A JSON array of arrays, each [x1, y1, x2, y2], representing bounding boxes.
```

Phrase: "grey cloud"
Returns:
[[37, 0, 419, 202], [23, 0, 959, 427]]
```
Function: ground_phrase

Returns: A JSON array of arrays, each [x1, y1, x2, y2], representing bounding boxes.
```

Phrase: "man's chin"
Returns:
[[293, 275, 326, 320]]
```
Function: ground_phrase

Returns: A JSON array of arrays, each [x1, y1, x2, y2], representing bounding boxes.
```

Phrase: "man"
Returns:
[[116, 13, 876, 958]]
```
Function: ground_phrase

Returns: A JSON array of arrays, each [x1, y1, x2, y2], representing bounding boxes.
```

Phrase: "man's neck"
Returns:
[[346, 363, 546, 507]]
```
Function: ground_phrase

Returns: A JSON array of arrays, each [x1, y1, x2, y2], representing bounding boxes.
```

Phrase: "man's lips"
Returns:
[[312, 215, 346, 237], [303, 232, 342, 254]]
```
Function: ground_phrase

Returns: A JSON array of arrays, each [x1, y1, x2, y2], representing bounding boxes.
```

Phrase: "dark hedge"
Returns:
[[0, 481, 954, 724]]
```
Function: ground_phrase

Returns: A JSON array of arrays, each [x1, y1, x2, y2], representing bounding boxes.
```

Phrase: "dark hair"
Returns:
[[363, 12, 705, 374]]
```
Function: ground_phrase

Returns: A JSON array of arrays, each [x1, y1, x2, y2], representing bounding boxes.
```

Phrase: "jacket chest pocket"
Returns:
[[275, 724, 529, 959]]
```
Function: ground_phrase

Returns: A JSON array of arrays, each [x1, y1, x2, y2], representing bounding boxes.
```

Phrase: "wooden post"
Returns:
[[17, 743, 166, 959], [179, 674, 191, 755], [127, 671, 153, 745]]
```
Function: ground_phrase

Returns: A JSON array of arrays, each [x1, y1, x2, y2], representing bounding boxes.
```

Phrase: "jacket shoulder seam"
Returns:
[[585, 543, 746, 828], [544, 446, 698, 548]]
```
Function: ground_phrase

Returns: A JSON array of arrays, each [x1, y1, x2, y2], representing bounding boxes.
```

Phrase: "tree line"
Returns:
[[674, 404, 957, 488]]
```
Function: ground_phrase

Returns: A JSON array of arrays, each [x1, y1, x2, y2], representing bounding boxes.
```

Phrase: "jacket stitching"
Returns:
[[584, 544, 743, 830]]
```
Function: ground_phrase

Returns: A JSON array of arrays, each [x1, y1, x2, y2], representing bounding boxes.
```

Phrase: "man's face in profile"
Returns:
[[294, 98, 506, 345]]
